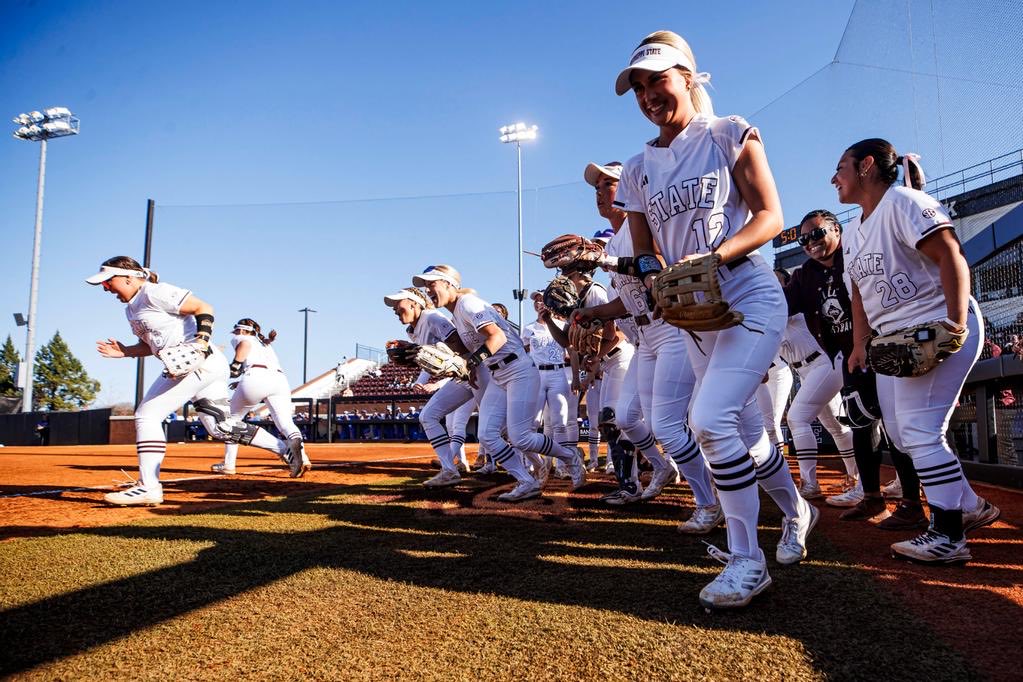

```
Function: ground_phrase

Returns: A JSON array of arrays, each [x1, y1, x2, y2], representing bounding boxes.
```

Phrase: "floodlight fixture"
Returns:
[[498, 120, 539, 328]]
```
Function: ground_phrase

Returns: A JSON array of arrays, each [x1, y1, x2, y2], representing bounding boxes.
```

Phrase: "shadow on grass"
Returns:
[[0, 479, 1003, 680]]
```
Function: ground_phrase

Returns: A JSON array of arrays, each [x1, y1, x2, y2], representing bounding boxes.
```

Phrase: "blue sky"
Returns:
[[2, 1, 1014, 406]]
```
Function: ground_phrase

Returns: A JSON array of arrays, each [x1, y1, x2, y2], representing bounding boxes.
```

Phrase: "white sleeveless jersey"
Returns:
[[778, 313, 824, 366], [843, 186, 954, 335], [452, 293, 524, 357], [580, 280, 609, 309], [521, 321, 565, 366], [125, 281, 196, 355], [230, 334, 283, 372], [616, 113, 759, 263], [409, 308, 456, 346]]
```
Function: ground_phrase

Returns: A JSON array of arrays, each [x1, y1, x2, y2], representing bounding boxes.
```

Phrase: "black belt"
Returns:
[[487, 353, 518, 370], [606, 346, 622, 359], [538, 362, 566, 371], [250, 364, 283, 373], [634, 314, 651, 326], [723, 255, 751, 271], [791, 350, 821, 369]]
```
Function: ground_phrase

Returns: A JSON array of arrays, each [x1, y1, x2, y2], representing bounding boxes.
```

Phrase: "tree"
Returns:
[[0, 335, 21, 398], [32, 331, 100, 411]]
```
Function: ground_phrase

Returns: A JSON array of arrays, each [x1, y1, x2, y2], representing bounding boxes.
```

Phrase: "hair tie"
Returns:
[[902, 152, 924, 188]]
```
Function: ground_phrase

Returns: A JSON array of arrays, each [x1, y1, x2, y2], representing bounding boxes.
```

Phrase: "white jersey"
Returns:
[[580, 280, 609, 309], [605, 220, 658, 345], [230, 334, 283, 373], [521, 321, 565, 366], [778, 314, 824, 366], [616, 113, 759, 263], [125, 281, 196, 355], [843, 185, 954, 335], [409, 308, 455, 346], [452, 293, 524, 357]]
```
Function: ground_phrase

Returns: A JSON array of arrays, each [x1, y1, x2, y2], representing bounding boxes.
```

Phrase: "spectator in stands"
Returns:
[[985, 339, 1002, 358]]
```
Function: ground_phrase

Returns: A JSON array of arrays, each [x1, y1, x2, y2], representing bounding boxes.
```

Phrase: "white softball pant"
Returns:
[[223, 368, 301, 468], [876, 300, 983, 512], [788, 352, 855, 483], [756, 361, 792, 448], [685, 259, 801, 558], [419, 372, 488, 474], [480, 355, 578, 482], [535, 365, 571, 447], [634, 321, 716, 506]]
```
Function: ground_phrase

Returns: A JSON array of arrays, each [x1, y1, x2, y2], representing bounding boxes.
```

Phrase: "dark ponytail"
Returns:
[[846, 138, 925, 190]]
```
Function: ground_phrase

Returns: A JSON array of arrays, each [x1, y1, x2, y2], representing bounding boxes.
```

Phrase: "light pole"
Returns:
[[12, 107, 80, 412], [499, 122, 538, 329], [298, 307, 317, 384]]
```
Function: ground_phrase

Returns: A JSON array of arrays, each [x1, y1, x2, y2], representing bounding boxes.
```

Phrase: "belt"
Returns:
[[791, 350, 821, 369], [634, 314, 651, 326], [250, 364, 283, 373], [538, 362, 566, 371], [606, 346, 622, 359], [487, 353, 518, 370], [723, 255, 751, 271]]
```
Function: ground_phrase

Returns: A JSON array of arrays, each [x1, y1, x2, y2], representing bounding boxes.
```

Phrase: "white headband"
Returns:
[[234, 324, 255, 332], [902, 153, 925, 188], [85, 265, 149, 284], [615, 42, 711, 96]]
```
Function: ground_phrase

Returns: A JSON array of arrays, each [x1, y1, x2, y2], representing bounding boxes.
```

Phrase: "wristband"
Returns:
[[229, 360, 243, 378], [194, 313, 214, 345], [635, 254, 662, 281], [943, 317, 966, 333], [467, 347, 493, 369]]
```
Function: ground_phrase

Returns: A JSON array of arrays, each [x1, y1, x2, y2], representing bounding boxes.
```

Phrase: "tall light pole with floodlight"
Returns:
[[12, 107, 80, 412], [499, 122, 538, 329], [298, 307, 317, 384]]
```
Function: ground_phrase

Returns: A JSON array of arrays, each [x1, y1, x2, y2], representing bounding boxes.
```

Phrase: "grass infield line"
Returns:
[[0, 454, 430, 499]]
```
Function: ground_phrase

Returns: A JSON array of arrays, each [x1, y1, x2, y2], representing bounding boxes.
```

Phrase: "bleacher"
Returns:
[[347, 363, 421, 397]]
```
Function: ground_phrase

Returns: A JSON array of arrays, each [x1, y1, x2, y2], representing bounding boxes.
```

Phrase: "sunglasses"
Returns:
[[797, 227, 829, 246]]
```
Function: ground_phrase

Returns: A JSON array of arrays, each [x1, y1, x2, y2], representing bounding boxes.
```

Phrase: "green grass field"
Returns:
[[0, 466, 980, 680]]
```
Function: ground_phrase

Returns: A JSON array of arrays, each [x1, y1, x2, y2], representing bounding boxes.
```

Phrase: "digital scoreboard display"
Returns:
[[773, 225, 801, 249]]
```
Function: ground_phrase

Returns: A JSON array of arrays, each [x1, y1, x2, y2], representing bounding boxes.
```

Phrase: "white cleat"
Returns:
[[104, 485, 163, 507], [568, 455, 587, 490], [210, 462, 236, 475], [603, 488, 642, 505], [497, 480, 542, 503], [881, 477, 903, 499], [962, 497, 1001, 533], [776, 501, 820, 565], [891, 530, 971, 564], [698, 545, 772, 610], [640, 465, 678, 501], [604, 461, 615, 476], [678, 504, 725, 534], [476, 460, 499, 475], [826, 481, 864, 508], [423, 469, 461, 488]]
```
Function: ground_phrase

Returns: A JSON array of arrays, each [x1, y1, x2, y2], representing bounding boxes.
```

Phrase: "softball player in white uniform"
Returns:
[[522, 298, 572, 456], [214, 319, 310, 475], [838, 139, 999, 562], [384, 287, 476, 487], [88, 256, 300, 506], [581, 161, 721, 522], [414, 265, 587, 502], [777, 313, 856, 498], [614, 30, 815, 608]]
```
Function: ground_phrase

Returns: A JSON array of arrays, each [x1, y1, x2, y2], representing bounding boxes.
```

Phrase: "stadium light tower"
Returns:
[[499, 122, 538, 329], [12, 107, 80, 412]]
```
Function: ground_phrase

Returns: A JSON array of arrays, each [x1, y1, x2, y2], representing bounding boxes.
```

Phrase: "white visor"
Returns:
[[383, 288, 429, 308], [86, 265, 147, 285], [411, 267, 460, 288], [584, 162, 623, 187], [615, 42, 705, 96]]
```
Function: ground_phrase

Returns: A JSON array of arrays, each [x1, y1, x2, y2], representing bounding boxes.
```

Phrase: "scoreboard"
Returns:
[[772, 225, 802, 249]]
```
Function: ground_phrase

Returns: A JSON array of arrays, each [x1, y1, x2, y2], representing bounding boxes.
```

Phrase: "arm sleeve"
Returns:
[[708, 114, 761, 171]]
